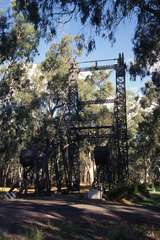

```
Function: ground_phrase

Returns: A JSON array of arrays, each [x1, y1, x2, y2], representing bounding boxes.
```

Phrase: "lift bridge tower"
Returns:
[[18, 54, 128, 194], [67, 53, 128, 190]]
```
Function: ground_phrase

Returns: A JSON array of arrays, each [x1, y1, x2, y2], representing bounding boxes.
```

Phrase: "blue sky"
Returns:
[[1, 0, 148, 95], [35, 17, 147, 95], [35, 11, 135, 62]]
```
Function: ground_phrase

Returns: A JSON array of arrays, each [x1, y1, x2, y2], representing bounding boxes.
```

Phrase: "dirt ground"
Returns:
[[0, 194, 160, 240]]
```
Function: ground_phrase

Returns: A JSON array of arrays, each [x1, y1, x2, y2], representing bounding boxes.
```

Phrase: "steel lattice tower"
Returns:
[[67, 60, 80, 190], [114, 53, 128, 185]]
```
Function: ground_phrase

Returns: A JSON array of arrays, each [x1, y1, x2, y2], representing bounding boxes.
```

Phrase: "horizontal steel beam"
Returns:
[[79, 64, 117, 72], [78, 58, 117, 64], [71, 125, 113, 130], [80, 98, 114, 105]]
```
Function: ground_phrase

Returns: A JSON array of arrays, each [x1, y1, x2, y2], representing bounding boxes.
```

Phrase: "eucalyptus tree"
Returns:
[[13, 0, 160, 72], [128, 81, 160, 185], [0, 6, 39, 186]]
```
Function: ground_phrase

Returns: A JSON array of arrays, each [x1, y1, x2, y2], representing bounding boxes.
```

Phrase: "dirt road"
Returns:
[[0, 195, 160, 239]]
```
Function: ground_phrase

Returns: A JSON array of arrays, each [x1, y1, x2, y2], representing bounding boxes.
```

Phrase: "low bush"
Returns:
[[105, 184, 150, 201], [26, 228, 43, 240]]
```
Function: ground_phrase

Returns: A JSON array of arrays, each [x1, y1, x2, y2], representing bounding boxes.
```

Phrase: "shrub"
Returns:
[[26, 228, 43, 240], [105, 184, 150, 201]]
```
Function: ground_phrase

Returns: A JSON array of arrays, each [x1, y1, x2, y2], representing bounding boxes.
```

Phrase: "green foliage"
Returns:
[[26, 228, 43, 240], [0, 0, 159, 191], [128, 81, 160, 186], [0, 10, 39, 64], [0, 9, 40, 178], [14, 0, 160, 69], [0, 34, 86, 186], [78, 70, 114, 125], [106, 184, 150, 202]]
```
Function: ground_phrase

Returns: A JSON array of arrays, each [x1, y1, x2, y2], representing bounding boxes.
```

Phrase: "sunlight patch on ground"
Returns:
[[0, 187, 10, 192], [119, 198, 134, 205]]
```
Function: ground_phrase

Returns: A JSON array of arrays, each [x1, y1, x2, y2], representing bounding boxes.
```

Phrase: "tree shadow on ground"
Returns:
[[0, 195, 160, 239]]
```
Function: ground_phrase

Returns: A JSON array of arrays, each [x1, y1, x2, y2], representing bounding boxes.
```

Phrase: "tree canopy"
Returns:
[[13, 0, 160, 70], [0, 0, 160, 192]]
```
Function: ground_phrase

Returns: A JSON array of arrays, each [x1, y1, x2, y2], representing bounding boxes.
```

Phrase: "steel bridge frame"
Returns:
[[19, 54, 128, 194], [66, 53, 128, 190]]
